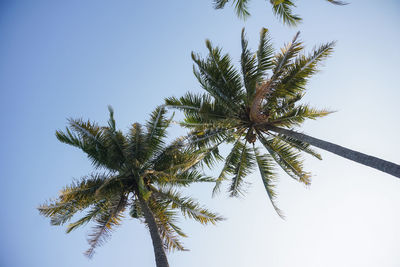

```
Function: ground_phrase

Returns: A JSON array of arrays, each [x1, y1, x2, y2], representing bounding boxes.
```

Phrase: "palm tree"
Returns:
[[213, 0, 347, 25], [38, 106, 223, 267], [165, 28, 400, 216]]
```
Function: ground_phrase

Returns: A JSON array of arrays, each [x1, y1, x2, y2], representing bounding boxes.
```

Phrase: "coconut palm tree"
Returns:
[[165, 28, 400, 216], [38, 106, 223, 267], [213, 0, 347, 25]]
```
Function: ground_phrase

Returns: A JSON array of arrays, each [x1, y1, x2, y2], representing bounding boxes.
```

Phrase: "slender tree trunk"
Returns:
[[268, 125, 400, 178], [139, 196, 170, 267]]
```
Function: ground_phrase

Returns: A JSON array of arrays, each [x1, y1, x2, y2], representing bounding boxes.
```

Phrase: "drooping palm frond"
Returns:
[[253, 145, 284, 218], [66, 202, 105, 233], [147, 197, 187, 251], [85, 194, 127, 258], [258, 134, 311, 185], [270, 0, 302, 26], [213, 0, 250, 19], [229, 140, 255, 197], [38, 173, 110, 226], [212, 137, 242, 196], [325, 0, 347, 5]]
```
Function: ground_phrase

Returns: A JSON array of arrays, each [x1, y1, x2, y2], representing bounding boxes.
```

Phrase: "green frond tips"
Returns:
[[213, 0, 250, 19], [270, 0, 302, 26], [212, 0, 346, 24], [213, 0, 229, 9], [325, 0, 348, 5], [233, 0, 250, 19]]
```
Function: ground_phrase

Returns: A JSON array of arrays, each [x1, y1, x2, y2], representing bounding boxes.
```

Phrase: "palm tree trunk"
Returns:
[[139, 196, 170, 267], [268, 125, 400, 178]]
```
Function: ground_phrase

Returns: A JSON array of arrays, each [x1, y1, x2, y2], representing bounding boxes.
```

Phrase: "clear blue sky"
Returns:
[[1, 0, 400, 266]]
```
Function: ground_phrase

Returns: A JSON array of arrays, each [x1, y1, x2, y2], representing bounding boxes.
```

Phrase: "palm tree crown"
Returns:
[[166, 28, 400, 218], [166, 28, 337, 217], [213, 0, 347, 25], [38, 107, 223, 265]]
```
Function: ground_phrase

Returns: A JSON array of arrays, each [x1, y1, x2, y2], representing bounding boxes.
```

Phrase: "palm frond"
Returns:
[[229, 140, 255, 197], [147, 198, 187, 251], [258, 133, 311, 185], [240, 28, 258, 104], [145, 106, 171, 158], [165, 93, 230, 124], [270, 0, 302, 26], [66, 201, 106, 233], [85, 195, 127, 258], [270, 105, 332, 127], [274, 41, 335, 98], [256, 28, 275, 78], [213, 0, 229, 9], [270, 133, 322, 160], [38, 173, 110, 226], [126, 122, 147, 163], [325, 0, 348, 5], [192, 41, 244, 106], [253, 145, 284, 218], [58, 118, 126, 171], [155, 189, 224, 225], [38, 201, 79, 226], [212, 137, 242, 196], [158, 170, 215, 187], [271, 31, 303, 81]]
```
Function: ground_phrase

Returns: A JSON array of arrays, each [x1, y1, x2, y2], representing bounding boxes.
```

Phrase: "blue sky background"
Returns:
[[1, 0, 400, 266]]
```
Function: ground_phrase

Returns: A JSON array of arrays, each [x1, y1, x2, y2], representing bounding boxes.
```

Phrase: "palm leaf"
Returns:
[[229, 140, 255, 197], [270, 0, 302, 26], [258, 133, 311, 185], [85, 194, 127, 258], [212, 137, 242, 196], [253, 145, 284, 218], [270, 133, 322, 160], [325, 0, 348, 5], [256, 28, 275, 78], [240, 28, 258, 103], [270, 104, 332, 127], [155, 188, 224, 225]]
